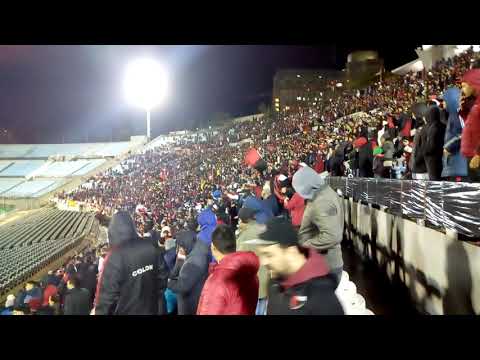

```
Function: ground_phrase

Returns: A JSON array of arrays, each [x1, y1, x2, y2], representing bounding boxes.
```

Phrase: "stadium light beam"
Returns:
[[124, 58, 168, 139]]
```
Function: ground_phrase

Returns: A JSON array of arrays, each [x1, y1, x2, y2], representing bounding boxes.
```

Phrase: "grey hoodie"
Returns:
[[292, 166, 344, 270]]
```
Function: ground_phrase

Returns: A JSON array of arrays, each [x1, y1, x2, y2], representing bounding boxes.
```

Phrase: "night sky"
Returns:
[[0, 45, 420, 144]]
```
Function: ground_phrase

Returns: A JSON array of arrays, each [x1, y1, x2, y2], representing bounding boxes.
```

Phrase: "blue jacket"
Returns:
[[442, 87, 469, 178], [197, 208, 217, 246], [0, 307, 13, 315], [197, 208, 217, 263], [264, 195, 280, 217], [243, 195, 274, 225]]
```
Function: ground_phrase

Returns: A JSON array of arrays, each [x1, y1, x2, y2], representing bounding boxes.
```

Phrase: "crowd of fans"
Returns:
[[2, 47, 480, 315]]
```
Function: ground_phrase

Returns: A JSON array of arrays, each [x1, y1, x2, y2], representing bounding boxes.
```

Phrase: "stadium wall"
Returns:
[[342, 197, 480, 315]]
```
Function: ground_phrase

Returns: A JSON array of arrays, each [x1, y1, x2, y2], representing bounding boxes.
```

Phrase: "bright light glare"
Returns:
[[422, 45, 433, 50], [124, 59, 168, 110]]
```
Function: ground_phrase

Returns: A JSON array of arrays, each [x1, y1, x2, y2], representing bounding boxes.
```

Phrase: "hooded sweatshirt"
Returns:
[[423, 106, 446, 180], [461, 69, 480, 158], [197, 207, 217, 263], [95, 211, 168, 315], [292, 166, 344, 270], [197, 251, 259, 315], [442, 87, 469, 178]]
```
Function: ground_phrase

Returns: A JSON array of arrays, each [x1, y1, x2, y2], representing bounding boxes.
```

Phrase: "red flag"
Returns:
[[244, 148, 261, 167]]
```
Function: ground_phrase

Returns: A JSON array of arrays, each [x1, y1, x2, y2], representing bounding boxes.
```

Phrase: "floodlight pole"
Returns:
[[146, 109, 151, 140]]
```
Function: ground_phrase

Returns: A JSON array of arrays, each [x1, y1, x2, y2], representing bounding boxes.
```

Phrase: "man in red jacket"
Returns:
[[460, 69, 480, 181], [196, 225, 259, 315]]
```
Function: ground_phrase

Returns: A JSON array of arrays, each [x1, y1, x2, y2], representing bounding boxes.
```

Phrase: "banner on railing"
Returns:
[[327, 177, 480, 238]]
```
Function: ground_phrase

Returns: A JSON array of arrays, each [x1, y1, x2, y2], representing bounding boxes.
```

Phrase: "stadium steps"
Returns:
[[0, 209, 95, 297]]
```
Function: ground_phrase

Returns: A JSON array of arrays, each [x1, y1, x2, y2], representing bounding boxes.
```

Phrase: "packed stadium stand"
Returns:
[[1, 46, 479, 315]]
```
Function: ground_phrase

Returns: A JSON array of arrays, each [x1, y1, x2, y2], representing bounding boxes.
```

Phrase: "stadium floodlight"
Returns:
[[124, 58, 168, 139]]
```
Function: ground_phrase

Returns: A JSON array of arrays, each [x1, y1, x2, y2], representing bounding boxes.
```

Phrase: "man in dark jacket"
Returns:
[[423, 106, 446, 180], [353, 127, 373, 178], [246, 218, 344, 315], [94, 211, 169, 315], [167, 228, 209, 315], [63, 274, 91, 315], [78, 257, 98, 308]]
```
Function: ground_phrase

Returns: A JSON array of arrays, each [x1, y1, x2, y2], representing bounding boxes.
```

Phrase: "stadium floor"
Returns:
[[343, 245, 419, 315]]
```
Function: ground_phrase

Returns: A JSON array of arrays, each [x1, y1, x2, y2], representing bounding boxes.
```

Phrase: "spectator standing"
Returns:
[[283, 190, 305, 229], [423, 106, 446, 180], [380, 134, 394, 178], [167, 229, 209, 315], [460, 69, 480, 181], [411, 118, 429, 180], [197, 225, 259, 315], [292, 166, 344, 286], [353, 127, 374, 178], [236, 208, 269, 315], [246, 218, 344, 315], [63, 274, 91, 315], [95, 211, 169, 315], [441, 87, 469, 180]]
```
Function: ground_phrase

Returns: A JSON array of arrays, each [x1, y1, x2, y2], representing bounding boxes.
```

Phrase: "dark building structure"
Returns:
[[272, 69, 344, 114], [346, 51, 384, 88]]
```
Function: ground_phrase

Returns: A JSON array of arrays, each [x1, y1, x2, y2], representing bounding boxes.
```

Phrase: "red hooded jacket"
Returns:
[[197, 251, 259, 315], [461, 69, 480, 158]]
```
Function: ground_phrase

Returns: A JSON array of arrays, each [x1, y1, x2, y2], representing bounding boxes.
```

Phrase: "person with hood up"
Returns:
[[94, 211, 169, 315], [292, 166, 344, 286], [245, 218, 344, 315], [197, 225, 259, 315], [411, 116, 429, 179], [422, 106, 446, 181], [167, 228, 210, 315], [460, 69, 480, 181], [441, 87, 469, 180], [197, 206, 217, 262]]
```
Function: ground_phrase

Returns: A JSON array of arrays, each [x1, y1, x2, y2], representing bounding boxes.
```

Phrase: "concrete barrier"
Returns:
[[341, 196, 480, 315]]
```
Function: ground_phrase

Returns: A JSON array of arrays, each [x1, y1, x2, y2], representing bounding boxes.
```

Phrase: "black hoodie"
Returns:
[[95, 211, 168, 315], [167, 230, 210, 315], [422, 106, 446, 180]]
